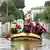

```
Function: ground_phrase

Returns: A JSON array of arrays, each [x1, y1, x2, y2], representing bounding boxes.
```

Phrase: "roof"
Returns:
[[31, 6, 45, 10]]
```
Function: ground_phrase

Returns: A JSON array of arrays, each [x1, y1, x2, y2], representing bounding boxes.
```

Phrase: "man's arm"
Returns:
[[40, 25, 48, 33]]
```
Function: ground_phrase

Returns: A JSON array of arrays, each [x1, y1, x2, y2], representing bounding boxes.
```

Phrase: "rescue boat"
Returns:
[[11, 19, 42, 40], [11, 32, 41, 40]]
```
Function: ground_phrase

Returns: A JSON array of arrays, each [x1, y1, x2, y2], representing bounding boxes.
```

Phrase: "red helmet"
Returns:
[[16, 24, 21, 29]]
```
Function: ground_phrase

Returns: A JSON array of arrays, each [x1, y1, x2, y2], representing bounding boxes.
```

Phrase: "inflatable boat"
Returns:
[[11, 33, 41, 40]]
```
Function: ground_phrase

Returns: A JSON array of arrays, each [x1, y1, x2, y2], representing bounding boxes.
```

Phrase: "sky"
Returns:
[[23, 0, 48, 14]]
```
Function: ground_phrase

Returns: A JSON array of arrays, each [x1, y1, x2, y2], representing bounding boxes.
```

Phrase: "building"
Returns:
[[31, 6, 45, 21]]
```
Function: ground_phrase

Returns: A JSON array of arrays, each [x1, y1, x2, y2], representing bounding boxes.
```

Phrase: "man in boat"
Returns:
[[24, 13, 33, 33], [32, 20, 48, 36], [24, 12, 48, 36]]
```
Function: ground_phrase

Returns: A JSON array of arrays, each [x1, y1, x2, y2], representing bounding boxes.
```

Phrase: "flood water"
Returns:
[[0, 33, 50, 50], [12, 40, 41, 50], [11, 33, 50, 50]]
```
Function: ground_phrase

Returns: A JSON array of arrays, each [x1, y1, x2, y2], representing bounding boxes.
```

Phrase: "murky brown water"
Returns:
[[12, 40, 41, 50], [11, 33, 50, 50]]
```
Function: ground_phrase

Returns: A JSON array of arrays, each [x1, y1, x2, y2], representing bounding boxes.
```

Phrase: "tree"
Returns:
[[0, 1, 7, 16], [43, 6, 50, 23], [34, 13, 39, 20], [34, 12, 44, 21], [12, 0, 25, 8], [45, 1, 50, 6], [34, 6, 50, 23], [8, 0, 24, 20]]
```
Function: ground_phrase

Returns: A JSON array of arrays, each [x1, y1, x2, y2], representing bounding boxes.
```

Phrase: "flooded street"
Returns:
[[0, 33, 50, 50], [12, 40, 41, 50], [12, 33, 50, 50]]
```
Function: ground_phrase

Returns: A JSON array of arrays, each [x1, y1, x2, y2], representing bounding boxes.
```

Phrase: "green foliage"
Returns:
[[34, 13, 39, 20], [1, 1, 7, 14], [0, 1, 7, 16], [43, 6, 50, 23], [34, 6, 50, 23], [12, 0, 25, 8], [18, 10, 25, 20], [34, 12, 44, 21], [8, 0, 24, 20]]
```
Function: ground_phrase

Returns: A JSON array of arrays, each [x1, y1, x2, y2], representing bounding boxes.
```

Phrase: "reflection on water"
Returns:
[[11, 33, 50, 50], [12, 40, 41, 50]]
